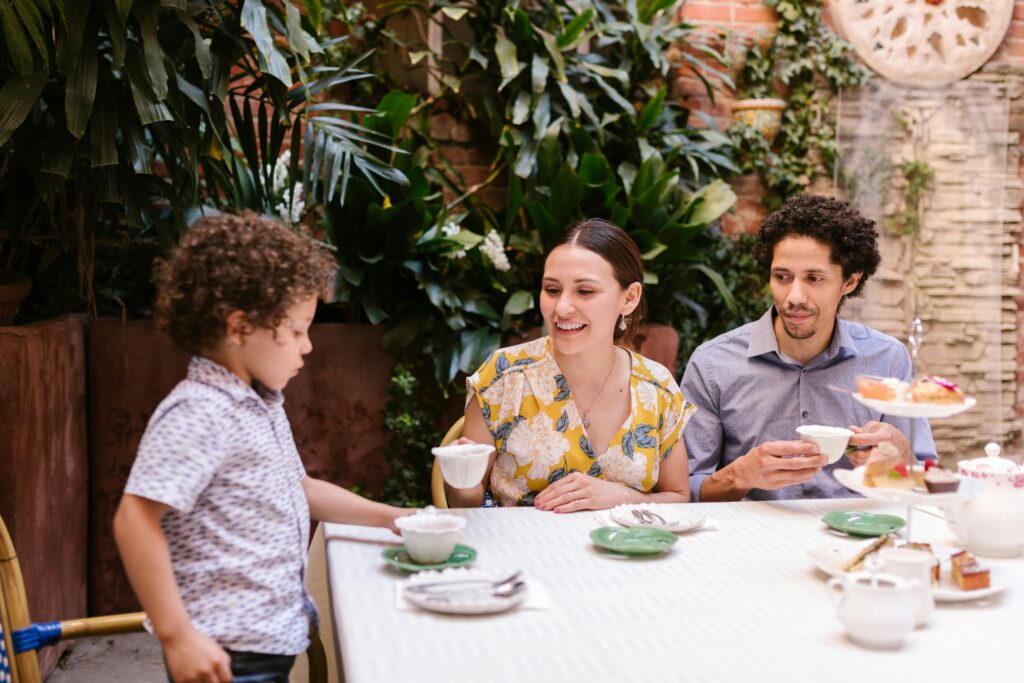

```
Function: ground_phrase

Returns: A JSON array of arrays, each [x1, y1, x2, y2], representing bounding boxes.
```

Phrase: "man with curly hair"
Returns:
[[113, 213, 412, 683], [682, 195, 936, 502]]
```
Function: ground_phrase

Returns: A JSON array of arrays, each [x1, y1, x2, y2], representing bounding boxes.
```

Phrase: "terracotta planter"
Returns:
[[731, 98, 786, 143], [0, 270, 32, 325]]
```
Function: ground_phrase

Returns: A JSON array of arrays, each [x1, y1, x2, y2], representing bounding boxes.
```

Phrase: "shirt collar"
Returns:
[[188, 356, 284, 408], [745, 307, 860, 365]]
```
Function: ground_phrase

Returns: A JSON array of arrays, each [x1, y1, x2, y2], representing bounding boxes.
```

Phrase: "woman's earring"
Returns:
[[619, 315, 628, 331]]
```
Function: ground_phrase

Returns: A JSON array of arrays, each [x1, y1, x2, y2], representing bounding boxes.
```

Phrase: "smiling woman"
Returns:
[[443, 219, 697, 512]]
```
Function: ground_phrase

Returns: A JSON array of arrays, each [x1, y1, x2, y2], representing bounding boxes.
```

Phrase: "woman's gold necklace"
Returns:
[[571, 350, 618, 430]]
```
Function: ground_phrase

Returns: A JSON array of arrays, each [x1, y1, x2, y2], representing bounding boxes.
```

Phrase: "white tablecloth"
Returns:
[[324, 499, 1024, 682]]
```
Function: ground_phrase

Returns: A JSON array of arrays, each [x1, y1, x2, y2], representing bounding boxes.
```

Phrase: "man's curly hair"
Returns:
[[752, 194, 880, 300], [154, 212, 334, 353]]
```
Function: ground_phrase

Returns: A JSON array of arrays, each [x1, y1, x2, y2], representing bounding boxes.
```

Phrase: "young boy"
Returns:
[[114, 213, 409, 683]]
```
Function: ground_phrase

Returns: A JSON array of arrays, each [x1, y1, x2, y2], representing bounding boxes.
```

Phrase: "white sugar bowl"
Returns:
[[395, 507, 467, 564]]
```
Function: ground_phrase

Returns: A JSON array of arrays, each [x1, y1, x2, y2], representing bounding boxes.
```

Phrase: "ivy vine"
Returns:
[[730, 0, 872, 209]]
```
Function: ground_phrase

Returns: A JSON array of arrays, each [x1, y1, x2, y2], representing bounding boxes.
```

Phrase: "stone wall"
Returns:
[[674, 1, 1024, 460]]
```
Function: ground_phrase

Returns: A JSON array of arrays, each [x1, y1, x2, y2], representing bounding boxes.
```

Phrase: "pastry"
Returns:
[[923, 466, 960, 493], [950, 550, 990, 590], [863, 442, 924, 489], [855, 375, 908, 401], [842, 534, 896, 572], [910, 376, 965, 404]]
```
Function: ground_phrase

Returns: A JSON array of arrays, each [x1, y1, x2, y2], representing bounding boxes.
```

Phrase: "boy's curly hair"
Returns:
[[154, 212, 334, 353], [752, 194, 880, 300]]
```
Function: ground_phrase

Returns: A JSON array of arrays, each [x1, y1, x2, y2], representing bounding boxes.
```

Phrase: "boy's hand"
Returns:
[[388, 506, 417, 535], [163, 627, 232, 683]]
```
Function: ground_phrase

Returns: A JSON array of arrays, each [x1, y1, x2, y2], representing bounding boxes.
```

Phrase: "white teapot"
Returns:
[[826, 571, 923, 649], [945, 443, 1024, 558]]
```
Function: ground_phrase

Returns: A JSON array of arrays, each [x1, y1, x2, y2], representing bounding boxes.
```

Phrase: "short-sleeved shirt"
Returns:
[[466, 336, 696, 506], [125, 357, 313, 655], [682, 308, 937, 502]]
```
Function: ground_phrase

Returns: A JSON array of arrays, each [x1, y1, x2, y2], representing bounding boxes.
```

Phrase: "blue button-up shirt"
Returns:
[[682, 308, 936, 501]]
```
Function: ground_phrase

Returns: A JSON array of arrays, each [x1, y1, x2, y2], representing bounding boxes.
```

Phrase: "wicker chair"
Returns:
[[0, 514, 327, 683], [430, 417, 466, 508], [0, 514, 144, 683]]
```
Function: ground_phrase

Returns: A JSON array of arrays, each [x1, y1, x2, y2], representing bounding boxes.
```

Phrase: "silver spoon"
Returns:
[[405, 570, 522, 594]]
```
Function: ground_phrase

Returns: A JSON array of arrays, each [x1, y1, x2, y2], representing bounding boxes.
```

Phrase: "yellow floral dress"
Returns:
[[466, 336, 696, 506]]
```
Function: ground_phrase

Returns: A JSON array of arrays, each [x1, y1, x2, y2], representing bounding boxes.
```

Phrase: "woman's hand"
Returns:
[[533, 471, 628, 513], [386, 506, 416, 535]]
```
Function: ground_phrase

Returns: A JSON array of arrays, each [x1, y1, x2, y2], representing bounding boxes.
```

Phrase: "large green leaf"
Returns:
[[557, 8, 593, 49], [133, 0, 168, 99], [88, 98, 118, 167], [65, 27, 98, 139], [304, 0, 322, 33], [0, 3, 34, 79], [0, 69, 46, 146], [682, 179, 736, 227], [177, 9, 212, 79], [12, 0, 48, 70], [494, 25, 524, 91], [124, 50, 172, 124]]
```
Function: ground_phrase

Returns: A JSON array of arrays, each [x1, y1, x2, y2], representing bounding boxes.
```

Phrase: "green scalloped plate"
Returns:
[[590, 526, 678, 555], [822, 511, 906, 537], [381, 544, 477, 572]]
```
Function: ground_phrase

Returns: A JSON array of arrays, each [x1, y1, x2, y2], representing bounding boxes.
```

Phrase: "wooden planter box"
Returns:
[[0, 317, 89, 676], [88, 320, 397, 614]]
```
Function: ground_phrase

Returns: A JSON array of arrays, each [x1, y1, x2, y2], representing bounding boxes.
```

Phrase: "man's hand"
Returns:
[[848, 421, 912, 464], [162, 627, 232, 683], [732, 441, 828, 490]]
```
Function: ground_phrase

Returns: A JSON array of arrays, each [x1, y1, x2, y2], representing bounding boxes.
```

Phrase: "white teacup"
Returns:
[[877, 547, 935, 627], [395, 510, 466, 564], [432, 443, 493, 489], [796, 425, 854, 464]]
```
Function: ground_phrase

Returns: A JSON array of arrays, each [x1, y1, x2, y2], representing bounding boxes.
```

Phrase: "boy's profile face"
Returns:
[[235, 294, 318, 391]]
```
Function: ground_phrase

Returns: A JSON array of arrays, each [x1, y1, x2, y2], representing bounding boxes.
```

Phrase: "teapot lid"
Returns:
[[960, 442, 1022, 474]]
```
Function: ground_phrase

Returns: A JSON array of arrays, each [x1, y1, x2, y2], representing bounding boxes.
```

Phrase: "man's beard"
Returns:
[[780, 306, 819, 340]]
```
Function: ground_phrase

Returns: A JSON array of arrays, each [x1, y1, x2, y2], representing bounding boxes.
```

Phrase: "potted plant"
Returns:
[[730, 36, 786, 143]]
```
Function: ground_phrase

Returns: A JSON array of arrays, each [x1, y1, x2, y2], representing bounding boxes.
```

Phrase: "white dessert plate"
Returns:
[[609, 504, 706, 533], [852, 393, 976, 419], [834, 466, 989, 506], [402, 568, 528, 615], [807, 545, 1008, 602]]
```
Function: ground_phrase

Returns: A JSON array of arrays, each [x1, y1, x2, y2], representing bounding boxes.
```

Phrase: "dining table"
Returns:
[[323, 497, 1024, 682]]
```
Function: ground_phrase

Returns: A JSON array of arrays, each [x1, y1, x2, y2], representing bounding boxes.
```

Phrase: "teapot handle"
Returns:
[[944, 502, 969, 545], [826, 576, 847, 607]]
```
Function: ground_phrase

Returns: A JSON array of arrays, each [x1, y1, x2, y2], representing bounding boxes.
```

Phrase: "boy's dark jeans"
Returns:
[[166, 650, 296, 682]]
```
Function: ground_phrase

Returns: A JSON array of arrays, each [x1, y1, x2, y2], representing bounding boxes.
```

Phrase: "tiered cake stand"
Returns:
[[833, 394, 984, 541]]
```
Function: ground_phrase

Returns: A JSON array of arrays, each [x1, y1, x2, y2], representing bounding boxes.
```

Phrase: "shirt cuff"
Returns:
[[689, 472, 709, 503]]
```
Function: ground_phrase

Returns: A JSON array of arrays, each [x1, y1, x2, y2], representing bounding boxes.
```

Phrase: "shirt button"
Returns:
[[802, 410, 809, 418]]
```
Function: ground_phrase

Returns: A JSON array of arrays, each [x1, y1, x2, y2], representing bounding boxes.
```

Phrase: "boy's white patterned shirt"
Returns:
[[125, 356, 313, 655]]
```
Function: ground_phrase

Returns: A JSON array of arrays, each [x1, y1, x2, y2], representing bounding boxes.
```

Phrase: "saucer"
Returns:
[[590, 527, 678, 555], [402, 568, 528, 615], [822, 510, 906, 537], [609, 504, 706, 533], [382, 544, 477, 572]]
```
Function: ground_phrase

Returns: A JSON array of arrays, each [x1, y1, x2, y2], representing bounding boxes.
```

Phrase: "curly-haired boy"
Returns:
[[114, 213, 411, 683], [682, 194, 936, 503]]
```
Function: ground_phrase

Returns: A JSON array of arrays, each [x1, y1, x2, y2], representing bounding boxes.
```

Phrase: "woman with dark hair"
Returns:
[[445, 218, 695, 510]]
